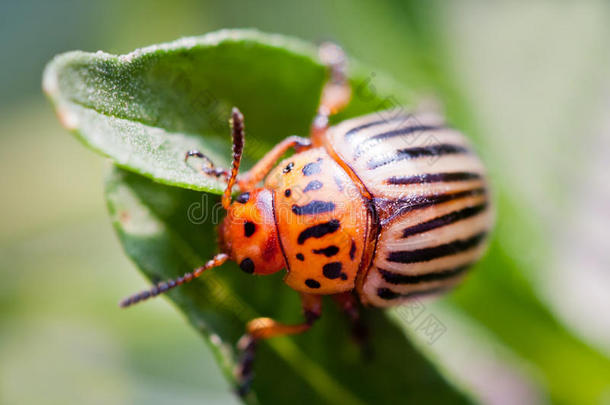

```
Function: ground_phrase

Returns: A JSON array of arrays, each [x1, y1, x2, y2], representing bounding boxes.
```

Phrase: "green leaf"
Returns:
[[105, 166, 470, 405], [43, 29, 328, 193]]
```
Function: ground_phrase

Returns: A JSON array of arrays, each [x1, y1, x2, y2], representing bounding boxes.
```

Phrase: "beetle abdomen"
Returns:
[[325, 111, 493, 307]]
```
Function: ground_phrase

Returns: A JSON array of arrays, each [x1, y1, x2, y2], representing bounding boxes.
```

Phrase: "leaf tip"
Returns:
[[118, 210, 130, 224], [41, 54, 69, 101], [41, 67, 58, 98], [56, 104, 79, 130]]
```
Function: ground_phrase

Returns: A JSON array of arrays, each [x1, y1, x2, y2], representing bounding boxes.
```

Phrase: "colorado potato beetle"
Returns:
[[120, 43, 493, 394]]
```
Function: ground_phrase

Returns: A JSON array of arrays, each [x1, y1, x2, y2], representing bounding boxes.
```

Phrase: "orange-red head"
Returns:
[[219, 188, 285, 275]]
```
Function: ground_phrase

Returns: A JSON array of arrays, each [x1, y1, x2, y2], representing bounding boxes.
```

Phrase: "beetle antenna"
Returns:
[[119, 253, 229, 308], [222, 107, 245, 209]]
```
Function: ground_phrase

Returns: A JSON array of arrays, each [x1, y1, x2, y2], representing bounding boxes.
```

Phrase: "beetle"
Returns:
[[120, 43, 493, 394]]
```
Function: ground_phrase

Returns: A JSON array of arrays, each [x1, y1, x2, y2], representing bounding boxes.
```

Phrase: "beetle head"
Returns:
[[219, 188, 285, 275]]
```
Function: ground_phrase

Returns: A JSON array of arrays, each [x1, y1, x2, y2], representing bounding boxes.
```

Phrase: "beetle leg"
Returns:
[[236, 135, 312, 190], [311, 42, 352, 144], [185, 150, 231, 178], [235, 293, 322, 396], [332, 292, 372, 360]]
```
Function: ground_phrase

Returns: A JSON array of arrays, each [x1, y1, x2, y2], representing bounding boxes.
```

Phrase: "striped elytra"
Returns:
[[255, 109, 493, 306]]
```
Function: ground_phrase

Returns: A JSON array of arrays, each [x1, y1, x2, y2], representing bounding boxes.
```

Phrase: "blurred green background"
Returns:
[[1, 1, 609, 404]]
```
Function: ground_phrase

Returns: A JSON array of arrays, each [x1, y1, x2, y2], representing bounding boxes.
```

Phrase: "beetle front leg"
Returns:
[[236, 135, 312, 190], [235, 293, 322, 396], [185, 150, 231, 179]]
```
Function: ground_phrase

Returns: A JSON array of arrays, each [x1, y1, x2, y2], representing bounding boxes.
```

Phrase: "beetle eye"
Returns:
[[236, 192, 250, 204]]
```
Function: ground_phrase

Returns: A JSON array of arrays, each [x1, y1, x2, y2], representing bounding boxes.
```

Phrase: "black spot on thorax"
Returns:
[[313, 246, 339, 257], [292, 200, 335, 215], [302, 158, 322, 176], [297, 219, 340, 244], [303, 180, 323, 192], [334, 175, 344, 192], [305, 279, 321, 288], [322, 262, 343, 279]]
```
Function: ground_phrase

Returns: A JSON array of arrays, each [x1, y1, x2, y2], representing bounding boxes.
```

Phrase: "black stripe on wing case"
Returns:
[[386, 172, 481, 185], [292, 201, 336, 215], [353, 125, 443, 158], [378, 263, 472, 285], [377, 286, 450, 300], [401, 203, 488, 238], [367, 144, 470, 170], [405, 188, 486, 211], [387, 231, 487, 264], [378, 188, 487, 226], [344, 115, 411, 139]]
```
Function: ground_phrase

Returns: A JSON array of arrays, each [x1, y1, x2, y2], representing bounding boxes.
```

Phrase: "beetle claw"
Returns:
[[235, 334, 257, 396]]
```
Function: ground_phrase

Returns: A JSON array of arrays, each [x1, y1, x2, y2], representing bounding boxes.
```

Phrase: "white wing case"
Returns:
[[325, 110, 493, 307]]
